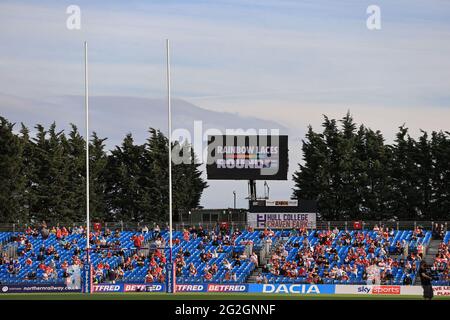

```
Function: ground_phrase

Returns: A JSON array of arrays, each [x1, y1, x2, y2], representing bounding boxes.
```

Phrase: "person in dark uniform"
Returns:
[[419, 261, 434, 300]]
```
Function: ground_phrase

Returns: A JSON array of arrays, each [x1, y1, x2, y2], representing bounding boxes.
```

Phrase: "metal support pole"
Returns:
[[166, 39, 175, 293], [84, 41, 90, 264], [167, 38, 173, 256]]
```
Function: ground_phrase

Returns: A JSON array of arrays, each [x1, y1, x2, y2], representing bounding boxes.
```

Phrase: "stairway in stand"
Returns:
[[414, 239, 441, 285], [246, 236, 288, 283]]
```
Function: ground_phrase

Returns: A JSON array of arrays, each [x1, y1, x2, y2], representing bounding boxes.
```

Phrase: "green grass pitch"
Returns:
[[0, 293, 449, 300]]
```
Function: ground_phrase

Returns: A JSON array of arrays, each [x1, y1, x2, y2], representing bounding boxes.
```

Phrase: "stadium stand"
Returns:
[[160, 229, 256, 283], [431, 231, 450, 285], [0, 226, 153, 285], [0, 225, 448, 286], [257, 226, 432, 285], [0, 232, 13, 246]]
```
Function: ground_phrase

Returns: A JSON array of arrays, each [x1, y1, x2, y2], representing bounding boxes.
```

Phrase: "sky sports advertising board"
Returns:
[[206, 135, 288, 180]]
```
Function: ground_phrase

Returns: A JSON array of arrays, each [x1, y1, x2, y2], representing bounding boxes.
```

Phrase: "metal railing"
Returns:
[[0, 220, 447, 233]]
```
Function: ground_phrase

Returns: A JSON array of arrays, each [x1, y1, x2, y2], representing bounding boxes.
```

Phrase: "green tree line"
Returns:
[[292, 112, 450, 221], [0, 116, 207, 224]]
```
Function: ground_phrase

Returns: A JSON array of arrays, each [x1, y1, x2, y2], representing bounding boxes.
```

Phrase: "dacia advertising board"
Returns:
[[176, 284, 248, 293], [248, 284, 335, 294]]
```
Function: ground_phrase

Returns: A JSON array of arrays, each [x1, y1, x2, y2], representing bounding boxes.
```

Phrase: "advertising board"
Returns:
[[1, 284, 82, 293], [247, 212, 317, 229], [248, 284, 335, 294]]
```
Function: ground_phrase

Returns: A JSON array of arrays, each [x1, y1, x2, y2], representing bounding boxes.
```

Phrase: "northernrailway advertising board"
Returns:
[[206, 135, 288, 180]]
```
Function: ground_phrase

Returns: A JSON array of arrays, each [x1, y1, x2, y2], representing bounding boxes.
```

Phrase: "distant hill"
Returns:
[[0, 93, 289, 149]]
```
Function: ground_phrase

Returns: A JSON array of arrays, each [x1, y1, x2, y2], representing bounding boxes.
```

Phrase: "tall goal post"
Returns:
[[166, 39, 176, 293], [83, 41, 93, 293]]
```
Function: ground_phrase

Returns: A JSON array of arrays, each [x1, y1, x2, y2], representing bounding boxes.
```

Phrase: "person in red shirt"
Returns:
[[56, 228, 62, 239], [211, 263, 218, 275], [183, 230, 190, 242], [145, 272, 154, 283], [154, 266, 162, 277], [298, 266, 306, 277], [204, 271, 213, 281], [45, 265, 53, 275], [25, 258, 33, 266], [189, 263, 197, 276], [61, 260, 69, 270], [132, 234, 144, 249]]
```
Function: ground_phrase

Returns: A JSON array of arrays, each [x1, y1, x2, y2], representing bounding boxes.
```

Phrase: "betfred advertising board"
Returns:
[[175, 284, 207, 292], [93, 283, 165, 293], [207, 284, 248, 292], [124, 284, 165, 292], [92, 284, 123, 292]]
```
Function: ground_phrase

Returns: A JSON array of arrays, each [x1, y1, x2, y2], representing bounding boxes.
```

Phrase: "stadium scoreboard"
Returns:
[[206, 135, 288, 180]]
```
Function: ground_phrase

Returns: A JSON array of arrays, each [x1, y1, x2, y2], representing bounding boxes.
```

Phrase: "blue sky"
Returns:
[[1, 0, 450, 208]]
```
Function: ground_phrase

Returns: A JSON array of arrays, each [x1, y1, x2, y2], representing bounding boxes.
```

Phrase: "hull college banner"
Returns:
[[247, 212, 317, 229]]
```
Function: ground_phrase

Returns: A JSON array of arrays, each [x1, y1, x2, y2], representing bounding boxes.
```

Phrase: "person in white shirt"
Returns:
[[223, 259, 232, 270], [256, 273, 264, 284], [366, 264, 381, 285], [250, 252, 259, 267]]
